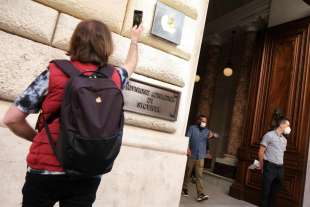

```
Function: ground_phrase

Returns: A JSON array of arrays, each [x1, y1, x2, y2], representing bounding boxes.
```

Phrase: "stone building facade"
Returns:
[[0, 0, 209, 206]]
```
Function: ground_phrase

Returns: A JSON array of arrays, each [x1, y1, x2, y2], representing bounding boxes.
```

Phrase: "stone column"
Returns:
[[197, 34, 222, 118], [226, 26, 259, 156]]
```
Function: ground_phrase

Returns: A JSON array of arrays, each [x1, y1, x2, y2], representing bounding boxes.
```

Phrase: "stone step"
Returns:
[[203, 170, 234, 194]]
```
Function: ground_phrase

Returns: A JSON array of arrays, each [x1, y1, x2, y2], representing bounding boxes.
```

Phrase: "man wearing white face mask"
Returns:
[[258, 117, 290, 207], [182, 115, 211, 202]]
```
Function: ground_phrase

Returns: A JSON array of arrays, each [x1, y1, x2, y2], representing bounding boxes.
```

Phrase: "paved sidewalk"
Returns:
[[179, 173, 256, 207]]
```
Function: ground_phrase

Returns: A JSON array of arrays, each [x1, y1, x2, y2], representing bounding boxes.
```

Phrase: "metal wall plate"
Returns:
[[123, 79, 180, 121], [151, 1, 185, 45]]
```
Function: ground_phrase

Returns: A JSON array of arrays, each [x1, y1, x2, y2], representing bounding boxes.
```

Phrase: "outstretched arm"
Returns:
[[123, 25, 143, 77], [208, 131, 219, 140]]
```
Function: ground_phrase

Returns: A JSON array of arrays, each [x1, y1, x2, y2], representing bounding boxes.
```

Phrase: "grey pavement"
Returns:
[[179, 173, 256, 207]]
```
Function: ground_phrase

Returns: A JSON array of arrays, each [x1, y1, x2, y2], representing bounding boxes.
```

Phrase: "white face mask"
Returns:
[[284, 127, 291, 135], [200, 122, 207, 128]]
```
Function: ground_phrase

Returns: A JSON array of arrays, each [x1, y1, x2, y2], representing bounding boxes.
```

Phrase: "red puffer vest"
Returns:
[[27, 60, 122, 172]]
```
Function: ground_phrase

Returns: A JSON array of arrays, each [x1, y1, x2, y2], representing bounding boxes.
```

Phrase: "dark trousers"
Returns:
[[261, 160, 284, 207], [22, 172, 101, 207]]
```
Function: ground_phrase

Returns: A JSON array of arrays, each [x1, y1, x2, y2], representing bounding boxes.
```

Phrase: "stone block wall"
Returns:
[[0, 0, 209, 206], [35, 0, 129, 33], [0, 31, 66, 100], [0, 0, 58, 44]]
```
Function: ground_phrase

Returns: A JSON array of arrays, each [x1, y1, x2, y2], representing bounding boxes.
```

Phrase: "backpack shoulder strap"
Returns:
[[98, 64, 114, 78], [111, 68, 122, 89], [51, 59, 81, 78], [98, 65, 122, 88]]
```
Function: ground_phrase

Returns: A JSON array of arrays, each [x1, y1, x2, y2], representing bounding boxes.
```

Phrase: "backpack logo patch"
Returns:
[[96, 96, 102, 103]]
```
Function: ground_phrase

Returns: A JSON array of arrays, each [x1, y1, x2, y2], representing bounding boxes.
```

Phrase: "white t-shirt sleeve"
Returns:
[[260, 133, 270, 147]]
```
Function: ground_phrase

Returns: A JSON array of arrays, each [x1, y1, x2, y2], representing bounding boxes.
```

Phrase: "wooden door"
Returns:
[[230, 17, 310, 207]]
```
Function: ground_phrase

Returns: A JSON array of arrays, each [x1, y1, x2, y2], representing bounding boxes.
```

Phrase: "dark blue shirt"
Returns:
[[186, 125, 209, 160]]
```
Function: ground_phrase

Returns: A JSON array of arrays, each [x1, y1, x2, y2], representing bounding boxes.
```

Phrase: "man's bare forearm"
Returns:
[[6, 120, 37, 142], [258, 153, 264, 168], [258, 147, 266, 170]]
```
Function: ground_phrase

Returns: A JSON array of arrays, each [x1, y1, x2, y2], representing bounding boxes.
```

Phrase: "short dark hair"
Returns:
[[196, 114, 207, 124], [276, 117, 290, 128], [68, 20, 113, 67], [197, 114, 207, 119]]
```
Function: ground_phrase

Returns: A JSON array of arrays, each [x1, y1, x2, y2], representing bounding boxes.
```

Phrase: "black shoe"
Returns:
[[182, 189, 189, 197], [197, 193, 209, 202]]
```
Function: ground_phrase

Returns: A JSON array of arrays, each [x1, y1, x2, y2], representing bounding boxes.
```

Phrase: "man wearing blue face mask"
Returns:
[[182, 115, 212, 202], [258, 117, 291, 207]]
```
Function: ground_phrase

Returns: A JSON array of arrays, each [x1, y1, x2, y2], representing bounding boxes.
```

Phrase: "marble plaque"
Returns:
[[123, 79, 180, 121]]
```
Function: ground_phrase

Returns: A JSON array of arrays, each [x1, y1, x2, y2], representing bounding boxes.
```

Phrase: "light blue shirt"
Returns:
[[261, 130, 287, 165], [186, 125, 209, 160]]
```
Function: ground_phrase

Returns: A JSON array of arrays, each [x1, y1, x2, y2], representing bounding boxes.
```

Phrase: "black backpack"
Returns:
[[44, 60, 124, 176]]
